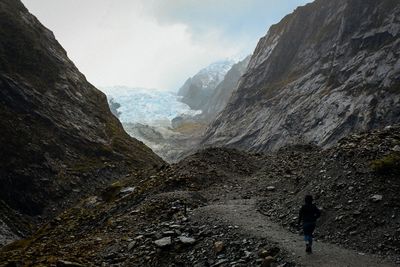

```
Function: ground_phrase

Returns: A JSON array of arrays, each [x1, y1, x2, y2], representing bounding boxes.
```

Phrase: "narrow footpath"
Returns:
[[191, 199, 398, 267]]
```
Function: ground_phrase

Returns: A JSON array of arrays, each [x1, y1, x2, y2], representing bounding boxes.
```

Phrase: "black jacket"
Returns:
[[298, 203, 321, 224]]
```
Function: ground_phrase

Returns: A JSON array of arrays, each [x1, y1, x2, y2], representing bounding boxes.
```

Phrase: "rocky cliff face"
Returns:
[[202, 56, 251, 121], [0, 0, 163, 239], [202, 0, 400, 152], [178, 60, 234, 110]]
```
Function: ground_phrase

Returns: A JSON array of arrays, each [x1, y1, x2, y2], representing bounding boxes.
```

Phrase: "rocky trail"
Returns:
[[1, 127, 399, 266], [192, 198, 397, 267]]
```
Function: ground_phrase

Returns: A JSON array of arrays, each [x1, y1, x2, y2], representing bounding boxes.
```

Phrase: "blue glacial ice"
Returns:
[[101, 86, 201, 127]]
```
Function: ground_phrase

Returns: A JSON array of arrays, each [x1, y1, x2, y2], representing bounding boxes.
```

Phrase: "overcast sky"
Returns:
[[22, 0, 312, 91]]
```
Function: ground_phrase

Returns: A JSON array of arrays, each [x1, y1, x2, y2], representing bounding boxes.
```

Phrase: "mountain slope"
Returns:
[[178, 60, 234, 110], [0, 0, 163, 240], [202, 0, 400, 152], [202, 56, 251, 121]]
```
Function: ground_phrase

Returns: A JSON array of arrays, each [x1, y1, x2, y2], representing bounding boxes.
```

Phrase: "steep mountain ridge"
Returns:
[[201, 56, 251, 121], [202, 0, 400, 152], [178, 60, 234, 110], [0, 0, 163, 244]]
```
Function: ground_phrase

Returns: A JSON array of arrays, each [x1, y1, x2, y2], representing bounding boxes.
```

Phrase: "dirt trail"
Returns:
[[191, 199, 398, 267]]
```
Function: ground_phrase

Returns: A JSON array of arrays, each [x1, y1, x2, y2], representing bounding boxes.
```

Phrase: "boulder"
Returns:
[[127, 241, 136, 250], [154, 237, 172, 248], [214, 241, 225, 253], [370, 195, 383, 202], [178, 236, 196, 245]]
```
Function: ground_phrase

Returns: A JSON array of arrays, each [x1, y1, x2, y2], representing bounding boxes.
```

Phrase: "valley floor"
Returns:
[[1, 126, 399, 266]]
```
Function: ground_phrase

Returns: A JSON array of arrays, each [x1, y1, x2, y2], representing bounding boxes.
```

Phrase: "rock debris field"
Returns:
[[1, 126, 400, 266]]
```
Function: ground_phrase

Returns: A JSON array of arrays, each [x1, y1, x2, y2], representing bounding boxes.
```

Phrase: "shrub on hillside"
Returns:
[[370, 152, 400, 174]]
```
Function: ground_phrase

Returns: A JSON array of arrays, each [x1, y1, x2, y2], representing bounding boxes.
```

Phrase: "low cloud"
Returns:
[[22, 0, 311, 91]]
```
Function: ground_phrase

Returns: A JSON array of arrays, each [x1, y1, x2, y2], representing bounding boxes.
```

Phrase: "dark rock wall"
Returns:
[[202, 0, 400, 152], [0, 0, 164, 218]]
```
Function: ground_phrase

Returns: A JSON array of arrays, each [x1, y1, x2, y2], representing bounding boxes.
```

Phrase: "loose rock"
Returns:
[[154, 237, 172, 248], [178, 236, 196, 245], [214, 241, 225, 254], [370, 195, 383, 202]]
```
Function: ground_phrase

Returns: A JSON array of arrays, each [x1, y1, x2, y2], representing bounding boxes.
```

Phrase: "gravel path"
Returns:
[[192, 199, 398, 267]]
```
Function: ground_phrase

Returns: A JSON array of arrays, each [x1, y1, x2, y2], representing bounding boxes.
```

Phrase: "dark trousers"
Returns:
[[303, 222, 316, 245]]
